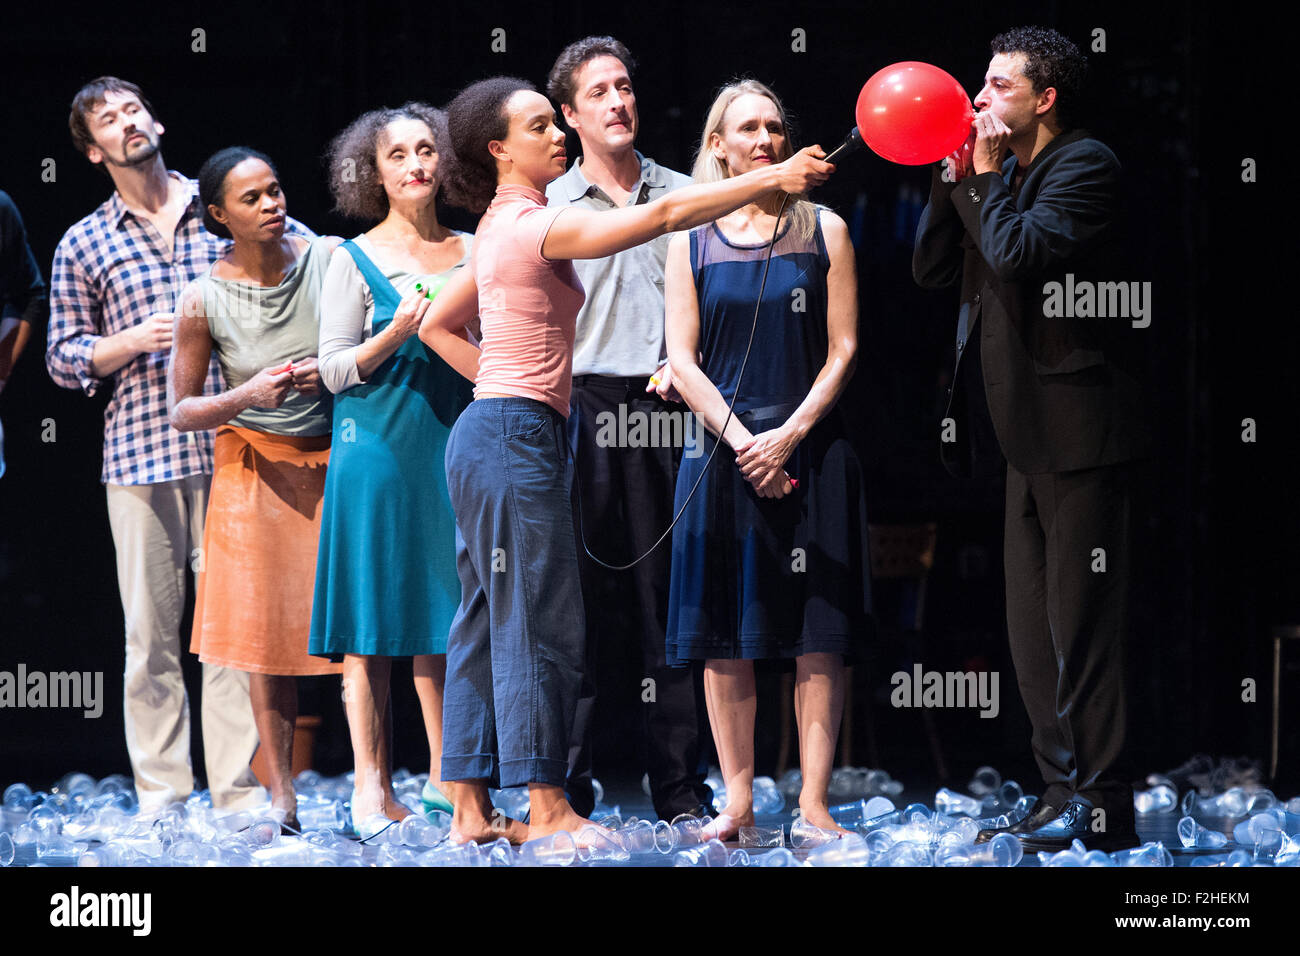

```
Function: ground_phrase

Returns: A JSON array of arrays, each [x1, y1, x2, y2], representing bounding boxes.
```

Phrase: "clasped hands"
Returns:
[[244, 356, 321, 408], [644, 363, 797, 499], [735, 426, 798, 500]]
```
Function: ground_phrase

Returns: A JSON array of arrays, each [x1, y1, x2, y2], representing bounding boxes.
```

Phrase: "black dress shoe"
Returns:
[[1017, 801, 1141, 853], [974, 799, 1059, 845]]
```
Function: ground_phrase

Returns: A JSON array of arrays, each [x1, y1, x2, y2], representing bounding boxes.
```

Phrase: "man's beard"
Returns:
[[106, 135, 160, 168]]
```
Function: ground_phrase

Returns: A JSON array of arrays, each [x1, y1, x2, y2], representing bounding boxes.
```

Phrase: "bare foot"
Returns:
[[527, 806, 600, 843], [352, 788, 411, 823], [381, 796, 412, 822], [798, 800, 850, 835], [702, 805, 755, 842], [270, 791, 299, 832], [450, 811, 529, 846]]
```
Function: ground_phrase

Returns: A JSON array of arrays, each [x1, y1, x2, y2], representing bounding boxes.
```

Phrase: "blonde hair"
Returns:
[[690, 79, 817, 242]]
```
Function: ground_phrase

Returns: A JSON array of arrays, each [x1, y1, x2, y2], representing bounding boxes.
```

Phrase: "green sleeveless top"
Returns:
[[194, 235, 333, 436]]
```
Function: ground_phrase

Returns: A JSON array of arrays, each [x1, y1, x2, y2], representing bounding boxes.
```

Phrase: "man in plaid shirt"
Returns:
[[46, 76, 310, 813]]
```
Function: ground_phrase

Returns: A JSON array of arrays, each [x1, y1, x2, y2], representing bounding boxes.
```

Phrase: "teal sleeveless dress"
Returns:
[[308, 239, 473, 657]]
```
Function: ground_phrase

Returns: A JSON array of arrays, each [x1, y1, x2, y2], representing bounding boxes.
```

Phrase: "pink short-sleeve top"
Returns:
[[472, 183, 586, 417]]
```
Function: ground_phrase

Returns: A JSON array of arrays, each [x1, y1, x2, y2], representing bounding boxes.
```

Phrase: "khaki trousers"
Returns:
[[105, 474, 264, 812]]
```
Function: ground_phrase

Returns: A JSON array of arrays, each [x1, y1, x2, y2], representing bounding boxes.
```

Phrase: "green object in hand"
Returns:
[[414, 275, 449, 300]]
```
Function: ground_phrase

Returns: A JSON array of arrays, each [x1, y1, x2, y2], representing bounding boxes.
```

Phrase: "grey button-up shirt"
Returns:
[[545, 150, 692, 377]]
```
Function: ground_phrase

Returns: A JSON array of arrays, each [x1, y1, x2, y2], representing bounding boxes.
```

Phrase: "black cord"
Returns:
[[356, 819, 398, 845], [573, 192, 793, 571]]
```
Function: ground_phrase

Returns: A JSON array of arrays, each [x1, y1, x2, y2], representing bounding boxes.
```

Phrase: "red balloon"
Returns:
[[856, 62, 975, 165]]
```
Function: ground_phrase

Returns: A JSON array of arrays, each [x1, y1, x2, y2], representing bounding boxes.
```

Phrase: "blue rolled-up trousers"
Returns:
[[441, 397, 587, 788]]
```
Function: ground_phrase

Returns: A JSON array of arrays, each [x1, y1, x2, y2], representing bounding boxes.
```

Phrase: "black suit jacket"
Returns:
[[913, 129, 1150, 477]]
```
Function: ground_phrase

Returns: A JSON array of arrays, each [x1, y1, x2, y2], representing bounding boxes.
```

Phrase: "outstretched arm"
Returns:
[[543, 147, 834, 262]]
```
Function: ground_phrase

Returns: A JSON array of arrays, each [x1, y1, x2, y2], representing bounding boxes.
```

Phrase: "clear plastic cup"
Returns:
[[673, 838, 728, 867], [398, 814, 445, 848], [934, 832, 1023, 867], [251, 840, 316, 867], [485, 836, 515, 867], [789, 817, 841, 849], [1178, 815, 1228, 849], [1114, 841, 1174, 867], [654, 815, 704, 853], [3, 783, 35, 810], [1274, 831, 1300, 866], [738, 825, 784, 848], [968, 766, 1001, 795], [518, 831, 576, 867], [1134, 785, 1177, 814], [35, 837, 87, 866], [297, 799, 347, 832], [830, 796, 896, 827], [877, 843, 930, 867], [806, 832, 871, 866], [934, 788, 981, 816], [379, 844, 420, 867], [936, 817, 980, 846], [576, 825, 629, 863], [618, 819, 657, 854], [756, 847, 800, 867]]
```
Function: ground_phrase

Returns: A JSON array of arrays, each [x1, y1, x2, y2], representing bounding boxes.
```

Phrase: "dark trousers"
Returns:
[[564, 375, 712, 820], [1003, 461, 1137, 817]]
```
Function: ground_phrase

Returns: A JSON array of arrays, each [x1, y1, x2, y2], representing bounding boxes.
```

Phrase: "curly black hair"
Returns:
[[197, 146, 277, 239], [546, 36, 636, 111], [324, 102, 471, 221], [991, 25, 1089, 128], [444, 76, 535, 215]]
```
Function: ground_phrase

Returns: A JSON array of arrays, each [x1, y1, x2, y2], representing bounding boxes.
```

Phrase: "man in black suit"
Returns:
[[914, 26, 1149, 851]]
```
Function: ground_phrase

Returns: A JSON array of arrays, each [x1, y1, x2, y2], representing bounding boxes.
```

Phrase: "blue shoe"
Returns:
[[421, 780, 454, 816]]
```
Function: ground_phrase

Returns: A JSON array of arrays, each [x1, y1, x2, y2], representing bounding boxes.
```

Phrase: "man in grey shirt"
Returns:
[[546, 36, 713, 821]]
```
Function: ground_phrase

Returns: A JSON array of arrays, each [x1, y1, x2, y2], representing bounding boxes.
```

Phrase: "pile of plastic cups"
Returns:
[[3, 763, 1297, 867]]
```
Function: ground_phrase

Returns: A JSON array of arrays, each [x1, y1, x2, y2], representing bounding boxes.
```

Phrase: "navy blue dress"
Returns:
[[666, 208, 873, 664]]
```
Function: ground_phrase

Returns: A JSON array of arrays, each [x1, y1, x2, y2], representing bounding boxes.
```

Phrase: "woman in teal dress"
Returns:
[[312, 103, 473, 830]]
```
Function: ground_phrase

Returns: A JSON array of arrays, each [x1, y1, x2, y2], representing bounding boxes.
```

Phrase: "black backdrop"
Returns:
[[0, 0, 1293, 795]]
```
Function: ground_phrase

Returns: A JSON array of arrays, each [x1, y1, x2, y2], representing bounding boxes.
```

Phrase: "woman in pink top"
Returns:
[[411, 76, 832, 844]]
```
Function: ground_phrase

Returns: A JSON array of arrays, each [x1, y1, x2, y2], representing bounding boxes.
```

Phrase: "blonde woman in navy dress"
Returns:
[[664, 80, 873, 841]]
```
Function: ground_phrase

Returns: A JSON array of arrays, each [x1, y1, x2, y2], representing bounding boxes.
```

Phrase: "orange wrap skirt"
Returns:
[[190, 425, 342, 676]]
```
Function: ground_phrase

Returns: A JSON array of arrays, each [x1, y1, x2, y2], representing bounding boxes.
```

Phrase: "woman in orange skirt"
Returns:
[[166, 146, 341, 828]]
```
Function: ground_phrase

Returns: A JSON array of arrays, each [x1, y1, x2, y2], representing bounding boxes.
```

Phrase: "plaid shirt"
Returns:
[[46, 172, 313, 485]]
